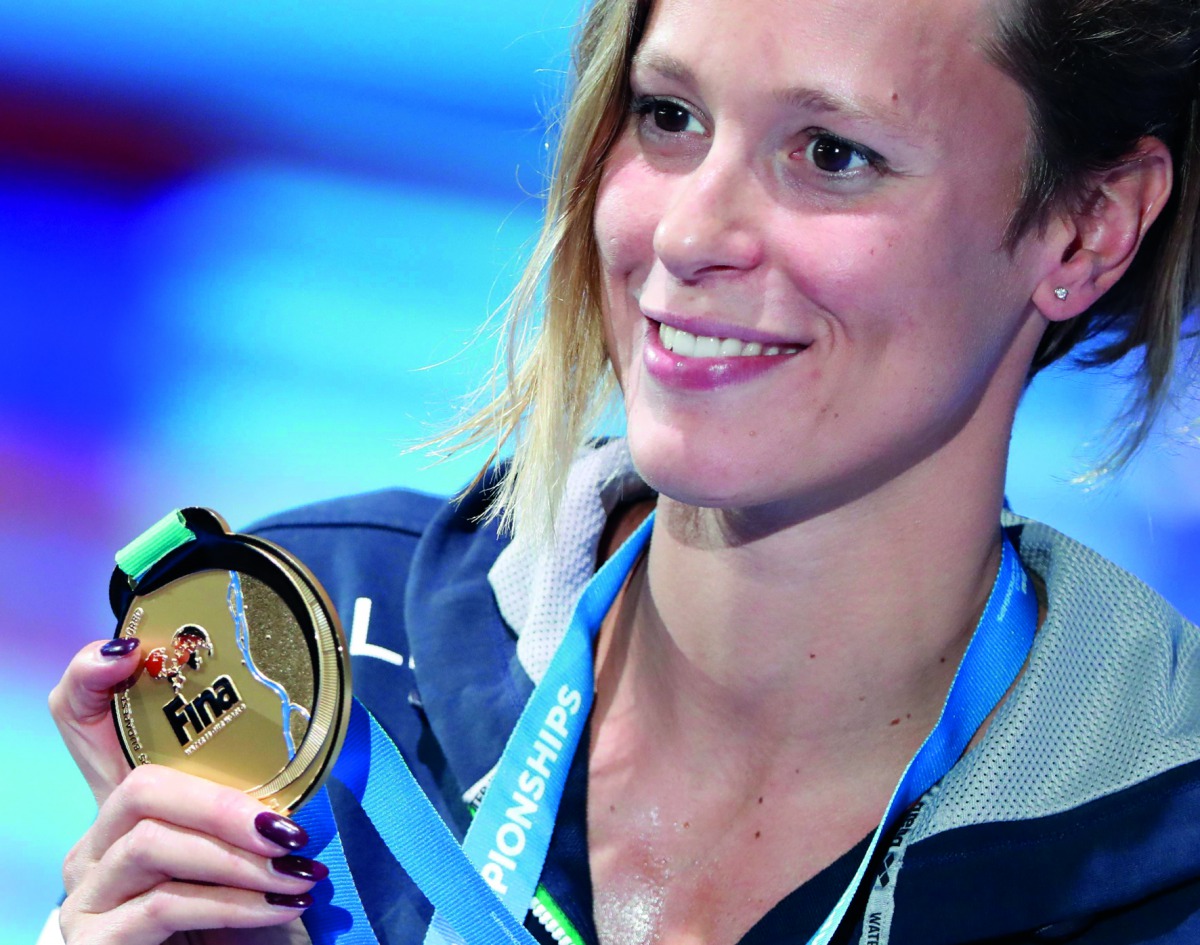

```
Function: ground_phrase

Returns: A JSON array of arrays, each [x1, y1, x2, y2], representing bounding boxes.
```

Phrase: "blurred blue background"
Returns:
[[1, 2, 1196, 942]]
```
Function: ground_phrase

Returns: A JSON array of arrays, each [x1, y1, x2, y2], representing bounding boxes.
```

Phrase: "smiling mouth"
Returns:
[[657, 322, 808, 358]]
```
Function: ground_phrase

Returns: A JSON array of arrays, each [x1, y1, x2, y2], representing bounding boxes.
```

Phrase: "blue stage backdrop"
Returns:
[[1, 2, 1197, 942]]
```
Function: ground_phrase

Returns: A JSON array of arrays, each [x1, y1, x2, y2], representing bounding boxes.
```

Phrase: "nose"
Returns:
[[652, 144, 765, 283]]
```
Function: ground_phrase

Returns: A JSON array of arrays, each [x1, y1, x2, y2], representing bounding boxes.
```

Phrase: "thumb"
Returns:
[[50, 639, 143, 804]]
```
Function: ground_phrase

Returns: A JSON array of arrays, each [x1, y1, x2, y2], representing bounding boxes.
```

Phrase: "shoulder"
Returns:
[[245, 488, 452, 659], [241, 476, 517, 762], [890, 513, 1200, 942], [248, 487, 448, 552], [245, 479, 508, 615], [999, 511, 1199, 780], [941, 511, 1200, 826]]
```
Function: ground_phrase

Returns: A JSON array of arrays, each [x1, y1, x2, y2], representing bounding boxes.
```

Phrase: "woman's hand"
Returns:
[[49, 639, 323, 945]]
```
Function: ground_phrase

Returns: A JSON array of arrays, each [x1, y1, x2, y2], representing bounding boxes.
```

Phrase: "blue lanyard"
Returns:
[[422, 511, 656, 945], [296, 512, 1038, 945], [807, 529, 1036, 943], [294, 514, 652, 945]]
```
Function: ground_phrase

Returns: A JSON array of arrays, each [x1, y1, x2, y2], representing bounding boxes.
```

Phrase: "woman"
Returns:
[[50, 0, 1200, 942]]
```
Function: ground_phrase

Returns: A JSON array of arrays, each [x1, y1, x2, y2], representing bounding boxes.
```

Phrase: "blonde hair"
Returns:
[[430, 0, 647, 541], [436, 0, 1199, 535]]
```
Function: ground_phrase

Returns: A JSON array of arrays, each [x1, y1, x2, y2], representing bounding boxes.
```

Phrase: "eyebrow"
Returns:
[[630, 48, 915, 138]]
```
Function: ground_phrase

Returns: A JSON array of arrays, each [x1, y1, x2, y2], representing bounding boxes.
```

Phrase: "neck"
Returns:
[[594, 460, 1007, 787]]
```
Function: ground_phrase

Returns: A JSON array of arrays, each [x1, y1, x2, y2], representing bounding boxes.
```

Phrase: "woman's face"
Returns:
[[595, 0, 1056, 521]]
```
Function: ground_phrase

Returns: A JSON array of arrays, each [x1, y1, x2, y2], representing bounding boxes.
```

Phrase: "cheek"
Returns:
[[595, 152, 656, 387], [763, 204, 1020, 426], [594, 146, 662, 284], [802, 202, 1012, 332], [763, 211, 920, 337]]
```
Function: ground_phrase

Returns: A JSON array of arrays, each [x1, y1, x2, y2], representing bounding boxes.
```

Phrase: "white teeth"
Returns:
[[657, 323, 803, 359], [672, 328, 697, 356]]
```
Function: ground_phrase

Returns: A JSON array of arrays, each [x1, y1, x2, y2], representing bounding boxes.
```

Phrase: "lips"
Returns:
[[641, 317, 810, 391]]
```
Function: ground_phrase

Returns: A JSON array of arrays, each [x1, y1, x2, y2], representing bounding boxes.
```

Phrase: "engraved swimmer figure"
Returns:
[[145, 625, 213, 694]]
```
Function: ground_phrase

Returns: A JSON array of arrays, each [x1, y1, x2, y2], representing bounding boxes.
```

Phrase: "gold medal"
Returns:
[[109, 509, 351, 814]]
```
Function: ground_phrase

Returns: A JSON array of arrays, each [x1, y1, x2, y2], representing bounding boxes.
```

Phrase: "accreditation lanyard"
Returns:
[[296, 513, 653, 945], [419, 512, 656, 945], [298, 512, 1039, 945]]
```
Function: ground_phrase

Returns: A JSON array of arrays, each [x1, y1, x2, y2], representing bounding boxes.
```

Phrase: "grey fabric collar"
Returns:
[[488, 439, 651, 684], [912, 511, 1200, 840], [489, 442, 1200, 837]]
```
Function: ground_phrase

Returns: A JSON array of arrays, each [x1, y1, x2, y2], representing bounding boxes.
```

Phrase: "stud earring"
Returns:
[[1054, 287, 1069, 300]]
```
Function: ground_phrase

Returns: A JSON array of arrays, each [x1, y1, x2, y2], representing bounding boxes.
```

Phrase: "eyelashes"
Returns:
[[803, 132, 885, 175], [628, 94, 890, 181], [630, 95, 703, 135]]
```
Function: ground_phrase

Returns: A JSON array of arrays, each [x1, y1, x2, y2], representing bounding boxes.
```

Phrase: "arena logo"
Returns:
[[874, 799, 924, 889]]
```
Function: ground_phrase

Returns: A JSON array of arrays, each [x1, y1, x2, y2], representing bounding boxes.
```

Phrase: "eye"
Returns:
[[803, 133, 877, 175], [632, 96, 706, 136]]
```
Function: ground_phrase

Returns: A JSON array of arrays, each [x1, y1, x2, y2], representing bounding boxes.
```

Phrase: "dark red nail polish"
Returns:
[[255, 811, 308, 850], [101, 638, 140, 658], [272, 855, 328, 882], [265, 892, 313, 909]]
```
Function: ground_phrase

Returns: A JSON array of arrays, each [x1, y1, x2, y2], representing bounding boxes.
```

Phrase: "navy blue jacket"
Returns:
[[250, 477, 1200, 945]]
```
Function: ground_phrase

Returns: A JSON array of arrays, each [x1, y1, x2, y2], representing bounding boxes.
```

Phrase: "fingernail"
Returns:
[[255, 811, 308, 850], [100, 638, 140, 658], [271, 855, 328, 882], [265, 892, 313, 909]]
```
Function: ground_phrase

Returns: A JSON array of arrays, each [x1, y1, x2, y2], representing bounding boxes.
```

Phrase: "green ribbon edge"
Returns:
[[532, 885, 583, 945], [467, 800, 584, 945], [115, 509, 196, 581]]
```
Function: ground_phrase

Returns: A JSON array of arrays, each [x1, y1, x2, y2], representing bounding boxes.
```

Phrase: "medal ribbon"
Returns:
[[421, 512, 655, 945], [295, 514, 654, 945], [299, 511, 1037, 945], [112, 508, 1038, 945]]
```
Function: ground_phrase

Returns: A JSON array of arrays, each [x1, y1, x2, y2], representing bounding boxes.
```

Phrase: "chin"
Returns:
[[625, 424, 773, 510], [625, 419, 919, 527]]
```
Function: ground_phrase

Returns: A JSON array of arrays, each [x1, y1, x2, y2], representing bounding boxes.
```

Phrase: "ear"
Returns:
[[1033, 137, 1173, 322]]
